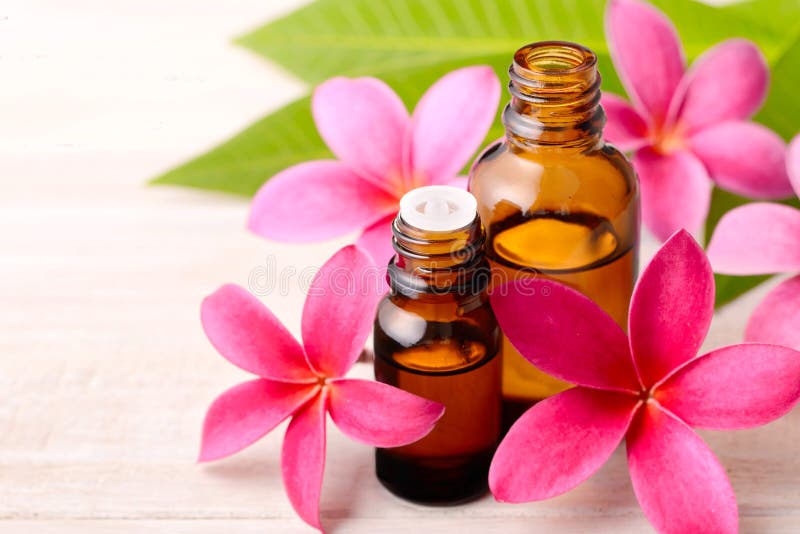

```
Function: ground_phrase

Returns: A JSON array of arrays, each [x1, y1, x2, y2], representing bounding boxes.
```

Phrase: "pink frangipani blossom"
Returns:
[[489, 230, 800, 534], [603, 0, 792, 242], [198, 245, 444, 532], [248, 67, 500, 265], [707, 134, 800, 351]]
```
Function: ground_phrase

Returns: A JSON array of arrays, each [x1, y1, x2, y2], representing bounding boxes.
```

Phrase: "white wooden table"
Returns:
[[1, 1, 797, 532]]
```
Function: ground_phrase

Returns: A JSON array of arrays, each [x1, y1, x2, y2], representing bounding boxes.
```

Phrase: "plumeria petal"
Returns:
[[605, 0, 685, 124], [633, 147, 712, 242], [327, 379, 444, 447], [313, 77, 409, 190], [601, 93, 650, 152], [199, 379, 318, 462], [490, 387, 639, 502], [282, 391, 327, 531], [672, 39, 768, 133], [491, 279, 641, 392], [626, 403, 738, 534], [248, 161, 398, 242], [201, 284, 314, 381], [435, 175, 469, 189], [707, 203, 800, 275], [410, 66, 500, 184], [746, 275, 800, 351], [302, 245, 383, 378], [691, 121, 792, 199], [356, 214, 396, 267], [788, 134, 800, 198], [629, 230, 715, 387], [656, 344, 800, 429]]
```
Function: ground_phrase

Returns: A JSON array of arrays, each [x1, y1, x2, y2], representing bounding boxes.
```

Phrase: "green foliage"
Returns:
[[153, 0, 800, 306]]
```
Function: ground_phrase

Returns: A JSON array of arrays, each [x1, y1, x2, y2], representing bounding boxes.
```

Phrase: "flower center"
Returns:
[[651, 122, 687, 155], [316, 375, 328, 387], [391, 170, 430, 199], [407, 174, 429, 195]]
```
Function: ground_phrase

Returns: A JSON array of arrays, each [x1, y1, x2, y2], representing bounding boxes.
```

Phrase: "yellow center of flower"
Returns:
[[651, 122, 688, 155], [393, 171, 429, 197]]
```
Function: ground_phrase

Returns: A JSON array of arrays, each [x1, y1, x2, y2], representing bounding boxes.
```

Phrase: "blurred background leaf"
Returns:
[[152, 0, 800, 306], [153, 0, 796, 195]]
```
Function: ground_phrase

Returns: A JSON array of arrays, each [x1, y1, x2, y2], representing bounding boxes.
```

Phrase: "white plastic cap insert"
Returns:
[[398, 185, 478, 232]]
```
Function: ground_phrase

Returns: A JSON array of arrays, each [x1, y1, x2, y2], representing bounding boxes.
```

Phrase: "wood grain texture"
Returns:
[[0, 0, 797, 532]]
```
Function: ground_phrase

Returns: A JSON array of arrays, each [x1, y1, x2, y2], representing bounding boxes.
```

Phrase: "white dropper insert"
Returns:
[[398, 185, 478, 232]]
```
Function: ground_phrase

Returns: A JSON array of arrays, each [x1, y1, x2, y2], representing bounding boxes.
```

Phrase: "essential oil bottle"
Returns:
[[469, 41, 640, 424], [374, 186, 502, 504]]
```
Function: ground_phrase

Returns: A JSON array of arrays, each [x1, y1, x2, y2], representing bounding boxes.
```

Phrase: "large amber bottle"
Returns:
[[374, 186, 501, 504], [469, 41, 640, 423]]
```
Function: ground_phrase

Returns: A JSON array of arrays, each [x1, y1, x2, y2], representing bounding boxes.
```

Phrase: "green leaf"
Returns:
[[721, 0, 800, 33], [237, 0, 608, 85], [755, 31, 800, 141], [713, 273, 771, 309], [154, 0, 624, 197], [236, 0, 787, 84], [155, 0, 791, 196]]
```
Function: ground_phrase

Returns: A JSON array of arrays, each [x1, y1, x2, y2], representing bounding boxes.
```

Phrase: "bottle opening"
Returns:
[[504, 40, 604, 147], [514, 41, 596, 76]]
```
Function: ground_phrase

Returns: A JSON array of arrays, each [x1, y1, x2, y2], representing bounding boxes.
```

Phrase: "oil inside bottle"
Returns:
[[487, 208, 636, 426], [492, 210, 620, 271], [374, 320, 501, 504]]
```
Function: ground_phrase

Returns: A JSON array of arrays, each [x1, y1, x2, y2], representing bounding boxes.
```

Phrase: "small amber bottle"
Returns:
[[469, 42, 640, 424], [374, 186, 502, 504]]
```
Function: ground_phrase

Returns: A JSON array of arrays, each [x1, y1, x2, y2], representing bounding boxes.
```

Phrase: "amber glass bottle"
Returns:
[[374, 186, 502, 504], [469, 42, 640, 424]]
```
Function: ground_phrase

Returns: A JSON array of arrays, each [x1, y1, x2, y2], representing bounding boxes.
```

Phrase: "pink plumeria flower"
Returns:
[[707, 134, 800, 351], [489, 230, 800, 534], [603, 0, 793, 242], [247, 67, 500, 265], [198, 245, 444, 532]]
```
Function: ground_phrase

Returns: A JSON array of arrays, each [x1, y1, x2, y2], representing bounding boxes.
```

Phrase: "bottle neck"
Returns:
[[503, 41, 605, 150], [387, 215, 489, 300]]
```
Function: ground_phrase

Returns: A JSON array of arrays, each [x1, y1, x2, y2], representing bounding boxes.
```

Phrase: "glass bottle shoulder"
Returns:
[[374, 293, 497, 342], [468, 138, 638, 219], [373, 293, 500, 373]]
